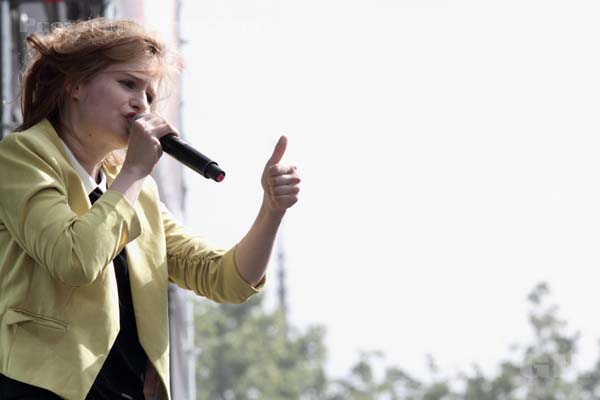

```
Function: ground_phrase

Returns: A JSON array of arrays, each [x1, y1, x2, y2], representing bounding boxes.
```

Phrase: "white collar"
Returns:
[[60, 141, 107, 194]]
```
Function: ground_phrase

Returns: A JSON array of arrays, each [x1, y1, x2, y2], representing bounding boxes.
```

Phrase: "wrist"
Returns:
[[109, 168, 147, 205], [260, 196, 286, 221], [120, 163, 149, 181]]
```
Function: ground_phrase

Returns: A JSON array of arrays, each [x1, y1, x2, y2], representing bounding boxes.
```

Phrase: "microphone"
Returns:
[[129, 114, 225, 182], [160, 135, 226, 182]]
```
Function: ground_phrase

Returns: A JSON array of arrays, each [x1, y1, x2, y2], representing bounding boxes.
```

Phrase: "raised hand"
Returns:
[[260, 136, 301, 215]]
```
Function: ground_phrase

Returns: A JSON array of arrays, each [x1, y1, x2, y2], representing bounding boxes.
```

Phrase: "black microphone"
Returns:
[[129, 114, 225, 182], [160, 135, 226, 182]]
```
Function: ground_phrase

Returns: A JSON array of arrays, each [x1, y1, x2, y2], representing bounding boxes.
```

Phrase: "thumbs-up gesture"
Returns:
[[261, 136, 301, 215]]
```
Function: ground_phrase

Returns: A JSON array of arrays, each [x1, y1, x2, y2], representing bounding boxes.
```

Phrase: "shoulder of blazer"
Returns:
[[0, 119, 71, 170]]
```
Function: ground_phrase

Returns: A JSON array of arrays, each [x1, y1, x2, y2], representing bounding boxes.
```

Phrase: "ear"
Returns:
[[65, 80, 82, 101]]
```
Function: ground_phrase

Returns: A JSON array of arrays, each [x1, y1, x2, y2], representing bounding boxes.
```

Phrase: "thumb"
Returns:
[[266, 135, 287, 166]]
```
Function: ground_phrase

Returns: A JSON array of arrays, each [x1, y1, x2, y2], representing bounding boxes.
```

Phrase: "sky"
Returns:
[[175, 0, 600, 380]]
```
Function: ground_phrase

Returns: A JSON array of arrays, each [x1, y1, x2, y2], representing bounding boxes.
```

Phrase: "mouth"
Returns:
[[125, 113, 138, 130]]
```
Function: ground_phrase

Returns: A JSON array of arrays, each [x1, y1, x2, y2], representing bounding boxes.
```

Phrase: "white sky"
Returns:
[[176, 0, 600, 379]]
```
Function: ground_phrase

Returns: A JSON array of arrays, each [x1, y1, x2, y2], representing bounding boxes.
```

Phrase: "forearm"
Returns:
[[232, 135, 299, 287], [234, 198, 285, 286]]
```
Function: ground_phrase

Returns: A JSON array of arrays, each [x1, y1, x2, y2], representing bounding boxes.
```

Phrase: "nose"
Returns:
[[129, 92, 150, 113]]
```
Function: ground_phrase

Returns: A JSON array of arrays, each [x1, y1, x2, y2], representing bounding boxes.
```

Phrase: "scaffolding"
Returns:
[[0, 2, 192, 399]]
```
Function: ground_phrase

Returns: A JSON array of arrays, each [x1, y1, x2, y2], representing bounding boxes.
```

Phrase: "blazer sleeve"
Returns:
[[0, 138, 141, 286], [162, 207, 264, 304]]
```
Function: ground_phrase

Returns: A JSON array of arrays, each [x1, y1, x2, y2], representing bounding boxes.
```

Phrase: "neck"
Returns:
[[57, 116, 107, 182]]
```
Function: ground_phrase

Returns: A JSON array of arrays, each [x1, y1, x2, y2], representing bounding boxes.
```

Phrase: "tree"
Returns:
[[193, 283, 600, 399], [194, 294, 327, 400]]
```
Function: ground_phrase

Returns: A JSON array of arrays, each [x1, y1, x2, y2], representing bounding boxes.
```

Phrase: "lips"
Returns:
[[125, 113, 138, 130]]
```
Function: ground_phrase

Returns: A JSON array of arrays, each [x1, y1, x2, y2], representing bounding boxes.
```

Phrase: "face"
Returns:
[[69, 59, 158, 150]]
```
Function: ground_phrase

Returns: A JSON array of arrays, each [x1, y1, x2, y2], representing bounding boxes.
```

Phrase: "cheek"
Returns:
[[84, 82, 123, 109], [80, 87, 127, 134]]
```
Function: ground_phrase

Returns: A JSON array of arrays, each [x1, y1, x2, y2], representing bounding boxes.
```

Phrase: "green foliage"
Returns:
[[193, 284, 600, 399], [194, 294, 327, 400]]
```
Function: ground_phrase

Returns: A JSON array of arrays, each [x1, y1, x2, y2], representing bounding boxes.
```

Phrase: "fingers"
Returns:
[[128, 112, 146, 130], [123, 113, 177, 177], [270, 173, 301, 187], [261, 136, 301, 212], [266, 135, 287, 167], [129, 113, 179, 140], [265, 164, 298, 178], [271, 184, 301, 196], [263, 164, 301, 211], [153, 141, 163, 160]]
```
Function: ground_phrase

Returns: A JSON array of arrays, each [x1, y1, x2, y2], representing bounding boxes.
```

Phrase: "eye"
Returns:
[[119, 79, 136, 89], [146, 92, 154, 104]]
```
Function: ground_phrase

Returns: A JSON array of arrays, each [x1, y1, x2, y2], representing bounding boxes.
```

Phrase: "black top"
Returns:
[[86, 188, 147, 400]]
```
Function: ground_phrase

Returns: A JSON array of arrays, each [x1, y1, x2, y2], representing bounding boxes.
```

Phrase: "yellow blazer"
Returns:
[[0, 119, 263, 399]]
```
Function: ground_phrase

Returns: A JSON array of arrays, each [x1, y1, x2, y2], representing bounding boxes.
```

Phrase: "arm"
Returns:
[[234, 136, 301, 286], [0, 113, 173, 286], [0, 138, 141, 286], [164, 136, 299, 298], [111, 113, 178, 205], [162, 207, 262, 304]]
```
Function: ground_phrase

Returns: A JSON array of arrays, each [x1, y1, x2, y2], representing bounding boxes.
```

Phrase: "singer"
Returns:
[[0, 18, 300, 400]]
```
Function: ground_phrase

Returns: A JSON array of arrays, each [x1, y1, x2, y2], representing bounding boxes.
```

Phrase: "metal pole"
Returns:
[[277, 235, 289, 339], [173, 0, 196, 397]]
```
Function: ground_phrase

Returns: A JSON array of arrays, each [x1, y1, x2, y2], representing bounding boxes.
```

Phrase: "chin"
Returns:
[[116, 129, 129, 146]]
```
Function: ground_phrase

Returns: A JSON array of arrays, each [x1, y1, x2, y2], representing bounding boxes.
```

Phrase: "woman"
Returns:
[[0, 18, 300, 400]]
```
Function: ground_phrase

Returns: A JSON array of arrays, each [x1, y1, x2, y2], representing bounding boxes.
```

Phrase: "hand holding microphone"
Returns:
[[127, 113, 225, 182], [124, 114, 300, 218]]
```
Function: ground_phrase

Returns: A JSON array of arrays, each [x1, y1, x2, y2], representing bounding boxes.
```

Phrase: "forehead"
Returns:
[[102, 60, 160, 86]]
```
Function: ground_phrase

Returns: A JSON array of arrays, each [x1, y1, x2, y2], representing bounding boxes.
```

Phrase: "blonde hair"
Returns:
[[17, 18, 178, 132]]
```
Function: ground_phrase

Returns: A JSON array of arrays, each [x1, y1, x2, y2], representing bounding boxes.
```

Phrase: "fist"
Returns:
[[261, 136, 301, 215], [124, 113, 179, 177]]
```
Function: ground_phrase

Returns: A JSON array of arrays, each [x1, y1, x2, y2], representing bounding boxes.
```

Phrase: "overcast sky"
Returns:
[[176, 0, 600, 379]]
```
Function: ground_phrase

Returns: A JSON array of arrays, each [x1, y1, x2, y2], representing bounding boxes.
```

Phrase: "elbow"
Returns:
[[39, 228, 109, 286], [49, 256, 103, 287], [228, 296, 250, 305], [51, 268, 96, 287], [203, 284, 256, 305], [200, 291, 247, 305], [55, 271, 96, 287]]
